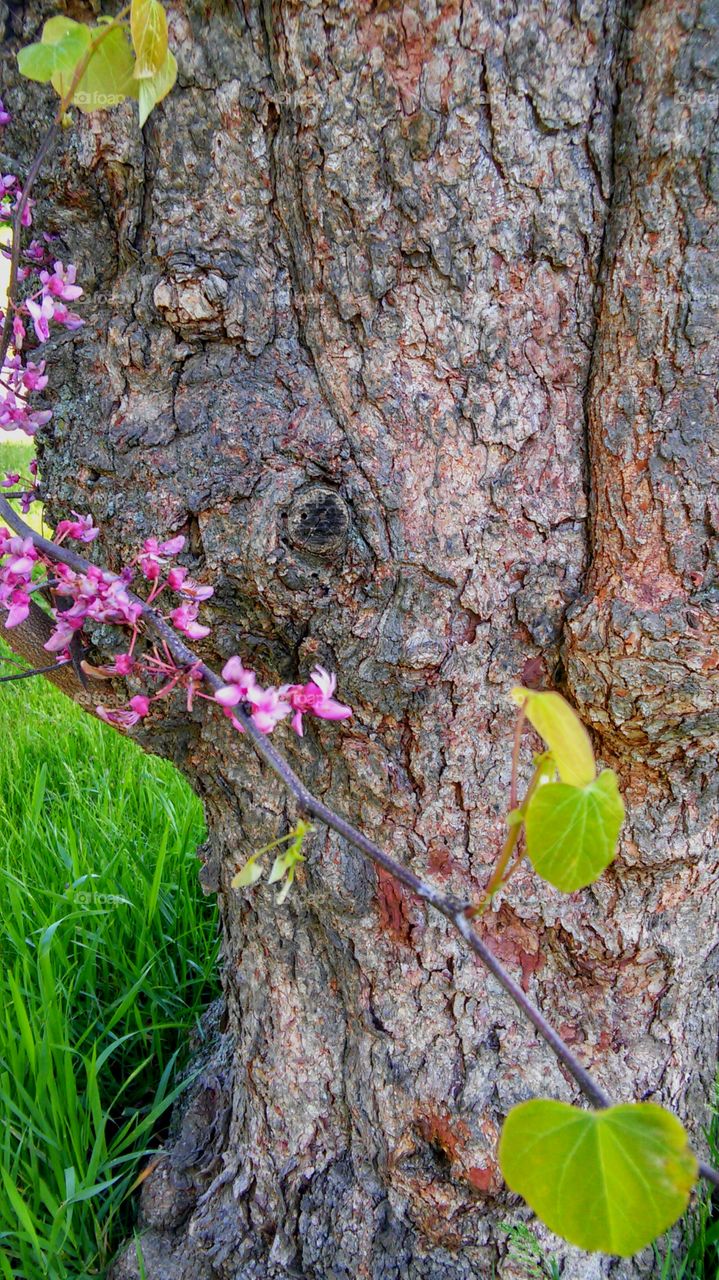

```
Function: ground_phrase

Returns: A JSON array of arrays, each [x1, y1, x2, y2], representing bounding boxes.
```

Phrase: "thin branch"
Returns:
[[2, 495, 717, 1187], [0, 657, 70, 681]]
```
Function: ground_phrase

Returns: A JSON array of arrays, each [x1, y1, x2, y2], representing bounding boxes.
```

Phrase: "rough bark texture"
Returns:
[[2, 0, 718, 1276]]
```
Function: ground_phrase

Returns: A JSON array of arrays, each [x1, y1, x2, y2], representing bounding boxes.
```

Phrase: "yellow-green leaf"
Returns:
[[511, 687, 595, 787], [499, 1100, 697, 1256], [524, 769, 625, 892], [137, 48, 177, 127], [231, 855, 264, 889], [131, 0, 169, 78], [18, 17, 91, 84], [51, 23, 138, 113]]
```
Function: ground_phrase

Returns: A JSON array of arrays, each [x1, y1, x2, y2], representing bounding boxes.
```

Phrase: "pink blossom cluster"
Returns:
[[0, 136, 352, 744], [0, 528, 39, 627], [0, 513, 352, 738], [1, 171, 84, 437], [216, 659, 352, 736]]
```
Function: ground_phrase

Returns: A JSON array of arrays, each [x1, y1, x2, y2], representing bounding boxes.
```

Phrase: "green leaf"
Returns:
[[18, 17, 91, 84], [131, 0, 169, 78], [499, 1100, 698, 1257], [511, 687, 595, 788], [231, 855, 264, 889], [524, 770, 624, 892], [137, 48, 177, 127], [51, 23, 138, 114]]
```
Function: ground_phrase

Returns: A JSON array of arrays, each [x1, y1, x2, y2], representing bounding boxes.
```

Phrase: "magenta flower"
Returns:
[[12, 316, 25, 349], [5, 589, 30, 628], [0, 101, 11, 127], [96, 698, 149, 728], [13, 193, 34, 227], [214, 658, 258, 706], [170, 602, 210, 640], [280, 665, 352, 736], [22, 360, 47, 392], [54, 512, 99, 544], [39, 261, 83, 303], [158, 535, 185, 555], [4, 536, 36, 577], [26, 295, 54, 343], [247, 686, 292, 734], [51, 303, 83, 331], [138, 534, 186, 581]]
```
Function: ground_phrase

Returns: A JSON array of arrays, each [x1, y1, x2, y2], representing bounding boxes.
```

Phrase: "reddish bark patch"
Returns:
[[417, 1109, 470, 1164], [376, 866, 415, 946], [428, 844, 459, 879], [466, 1164, 494, 1193], [482, 905, 544, 991]]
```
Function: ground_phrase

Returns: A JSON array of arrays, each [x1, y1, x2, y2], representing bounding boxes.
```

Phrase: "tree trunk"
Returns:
[[2, 1, 718, 1276]]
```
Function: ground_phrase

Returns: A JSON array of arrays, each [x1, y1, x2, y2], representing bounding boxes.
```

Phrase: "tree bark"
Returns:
[[2, 1, 718, 1277]]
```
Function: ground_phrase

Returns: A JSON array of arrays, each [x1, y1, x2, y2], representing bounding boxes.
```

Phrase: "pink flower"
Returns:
[[27, 408, 52, 433], [22, 360, 47, 392], [215, 658, 257, 706], [5, 589, 30, 628], [280, 665, 352, 736], [1, 473, 20, 488], [26, 295, 54, 343], [24, 241, 47, 265], [158, 535, 185, 555], [51, 303, 83, 331], [166, 564, 214, 600], [54, 512, 99, 544], [96, 699, 148, 728], [138, 534, 185, 581], [12, 316, 25, 349], [247, 686, 292, 734], [170, 602, 210, 640], [4, 536, 36, 577], [39, 261, 83, 303], [44, 612, 85, 652], [0, 101, 11, 127], [13, 193, 34, 228]]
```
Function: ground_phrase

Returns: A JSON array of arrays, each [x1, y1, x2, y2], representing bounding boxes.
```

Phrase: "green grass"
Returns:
[[653, 1086, 719, 1278], [0, 643, 219, 1277]]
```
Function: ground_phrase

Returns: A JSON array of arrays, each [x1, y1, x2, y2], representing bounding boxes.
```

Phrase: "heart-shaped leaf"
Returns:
[[499, 1100, 697, 1256], [524, 769, 624, 892], [511, 687, 595, 788], [51, 22, 138, 113], [18, 17, 91, 84]]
